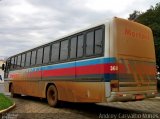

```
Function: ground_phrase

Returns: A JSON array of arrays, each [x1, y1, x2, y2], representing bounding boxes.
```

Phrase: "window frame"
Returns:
[[43, 45, 51, 64], [14, 56, 18, 69], [17, 55, 22, 69], [77, 33, 85, 58], [60, 39, 69, 61], [25, 51, 31, 67], [85, 29, 95, 56], [36, 47, 44, 65], [31, 50, 37, 66], [75, 25, 105, 61], [21, 53, 26, 68], [69, 35, 78, 60], [51, 41, 60, 63], [10, 57, 15, 70], [84, 26, 104, 58], [8, 25, 104, 70], [94, 27, 104, 55]]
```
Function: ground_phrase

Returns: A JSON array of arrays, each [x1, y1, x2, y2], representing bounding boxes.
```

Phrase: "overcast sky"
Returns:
[[0, 0, 159, 58]]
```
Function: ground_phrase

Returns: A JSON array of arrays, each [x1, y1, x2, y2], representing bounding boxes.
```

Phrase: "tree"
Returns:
[[128, 10, 141, 20], [129, 3, 160, 67]]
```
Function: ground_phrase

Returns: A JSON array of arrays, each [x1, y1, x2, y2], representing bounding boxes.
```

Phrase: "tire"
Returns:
[[46, 85, 59, 107], [10, 84, 16, 98]]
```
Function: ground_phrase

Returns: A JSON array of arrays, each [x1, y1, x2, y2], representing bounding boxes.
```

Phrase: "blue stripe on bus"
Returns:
[[41, 62, 75, 71], [75, 57, 116, 67], [31, 57, 116, 72]]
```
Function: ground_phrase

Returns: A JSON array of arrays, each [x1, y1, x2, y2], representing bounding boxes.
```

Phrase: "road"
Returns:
[[1, 96, 159, 119]]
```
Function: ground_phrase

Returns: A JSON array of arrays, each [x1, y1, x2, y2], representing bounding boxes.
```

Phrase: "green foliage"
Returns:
[[0, 93, 13, 111], [129, 3, 160, 66], [128, 10, 141, 20]]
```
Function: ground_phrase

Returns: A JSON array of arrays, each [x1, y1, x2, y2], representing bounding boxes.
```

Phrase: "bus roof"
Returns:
[[7, 17, 148, 60]]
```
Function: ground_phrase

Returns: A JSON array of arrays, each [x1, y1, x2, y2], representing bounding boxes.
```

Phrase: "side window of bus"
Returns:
[[43, 45, 50, 64], [31, 50, 37, 65], [21, 53, 26, 67], [95, 28, 103, 54], [8, 60, 11, 69], [5, 59, 10, 71], [5, 60, 8, 70], [77, 35, 84, 58], [86, 31, 94, 56], [11, 57, 14, 69], [17, 55, 21, 68], [70, 37, 77, 59], [51, 42, 60, 62], [26, 52, 31, 67], [60, 39, 69, 61], [14, 56, 17, 69], [36, 48, 43, 65]]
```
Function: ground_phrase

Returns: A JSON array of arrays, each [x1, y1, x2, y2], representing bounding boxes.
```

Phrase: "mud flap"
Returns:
[[105, 82, 111, 97]]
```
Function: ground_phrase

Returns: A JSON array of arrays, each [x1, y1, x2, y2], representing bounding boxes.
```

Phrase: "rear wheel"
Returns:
[[47, 85, 59, 107], [10, 84, 16, 98]]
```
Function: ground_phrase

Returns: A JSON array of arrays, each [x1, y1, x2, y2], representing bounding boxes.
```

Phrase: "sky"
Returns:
[[0, 0, 159, 58]]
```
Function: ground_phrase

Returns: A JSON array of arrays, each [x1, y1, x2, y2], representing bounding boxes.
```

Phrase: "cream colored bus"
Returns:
[[2, 17, 157, 107]]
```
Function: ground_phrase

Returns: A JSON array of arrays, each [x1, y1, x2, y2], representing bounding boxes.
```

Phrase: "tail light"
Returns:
[[111, 80, 119, 92]]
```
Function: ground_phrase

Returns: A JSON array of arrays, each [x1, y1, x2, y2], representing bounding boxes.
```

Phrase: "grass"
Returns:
[[0, 93, 14, 111]]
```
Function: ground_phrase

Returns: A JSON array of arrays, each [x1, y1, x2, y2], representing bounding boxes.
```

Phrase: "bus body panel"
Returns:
[[54, 81, 105, 102], [104, 22, 110, 57], [8, 68, 42, 97], [7, 79, 106, 102], [106, 18, 157, 102], [7, 57, 114, 102]]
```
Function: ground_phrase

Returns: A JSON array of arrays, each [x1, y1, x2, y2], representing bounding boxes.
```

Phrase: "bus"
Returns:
[[2, 17, 157, 107]]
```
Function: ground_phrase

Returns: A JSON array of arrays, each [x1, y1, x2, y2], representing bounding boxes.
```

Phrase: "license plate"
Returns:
[[135, 95, 144, 100]]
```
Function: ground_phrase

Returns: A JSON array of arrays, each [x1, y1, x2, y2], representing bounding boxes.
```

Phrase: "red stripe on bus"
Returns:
[[42, 63, 119, 77], [42, 67, 75, 77], [9, 63, 127, 78]]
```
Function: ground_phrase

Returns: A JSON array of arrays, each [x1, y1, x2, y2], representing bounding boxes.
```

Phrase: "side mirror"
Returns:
[[2, 64, 5, 71]]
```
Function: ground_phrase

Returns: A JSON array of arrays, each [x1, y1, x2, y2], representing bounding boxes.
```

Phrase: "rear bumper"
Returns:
[[107, 90, 157, 102]]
